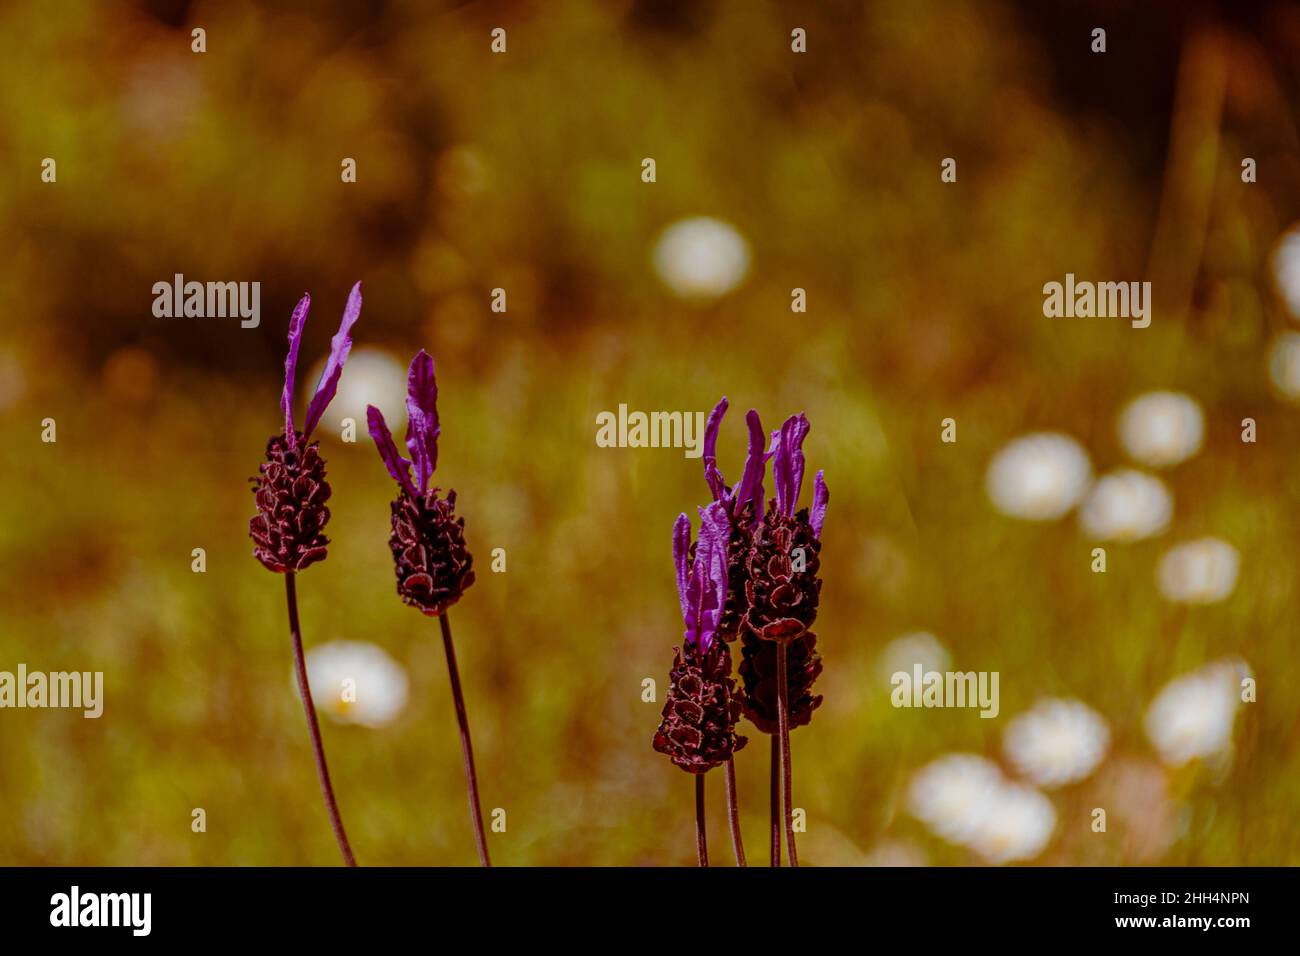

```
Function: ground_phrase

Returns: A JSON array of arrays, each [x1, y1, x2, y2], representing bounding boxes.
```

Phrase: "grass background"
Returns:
[[0, 0, 1297, 864]]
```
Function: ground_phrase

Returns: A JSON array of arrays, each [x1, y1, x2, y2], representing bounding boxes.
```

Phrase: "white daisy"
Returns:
[[1117, 391, 1204, 468], [968, 782, 1057, 865], [1078, 469, 1172, 541], [1156, 537, 1239, 604], [985, 432, 1092, 521], [877, 631, 952, 686], [297, 640, 409, 729], [906, 753, 1003, 845], [303, 346, 408, 439], [1267, 332, 1300, 402], [1270, 223, 1300, 319], [1144, 659, 1249, 766], [1002, 698, 1110, 788], [652, 216, 751, 301]]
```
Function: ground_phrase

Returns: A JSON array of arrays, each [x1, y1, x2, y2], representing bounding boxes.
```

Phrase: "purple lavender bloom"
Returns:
[[743, 412, 829, 642], [367, 350, 475, 616], [250, 282, 364, 866], [655, 503, 747, 775], [250, 283, 363, 573]]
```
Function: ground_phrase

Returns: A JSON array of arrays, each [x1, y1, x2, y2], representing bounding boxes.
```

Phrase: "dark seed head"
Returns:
[[249, 430, 332, 573], [738, 628, 824, 735], [388, 487, 475, 616], [742, 501, 822, 642], [652, 640, 748, 774]]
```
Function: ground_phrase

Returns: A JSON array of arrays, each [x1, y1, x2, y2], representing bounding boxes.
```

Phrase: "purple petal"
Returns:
[[673, 513, 691, 626], [774, 414, 810, 517], [694, 502, 730, 653], [790, 414, 810, 506], [280, 294, 310, 447], [366, 404, 416, 500], [703, 397, 728, 501], [732, 409, 767, 525], [404, 349, 440, 492], [303, 281, 363, 439], [810, 470, 829, 538]]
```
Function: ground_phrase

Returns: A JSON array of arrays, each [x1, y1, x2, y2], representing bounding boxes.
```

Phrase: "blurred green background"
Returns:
[[1, 0, 1298, 865]]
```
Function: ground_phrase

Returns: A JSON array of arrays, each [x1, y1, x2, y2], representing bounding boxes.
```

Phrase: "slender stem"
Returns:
[[695, 774, 708, 867], [776, 639, 798, 867], [439, 610, 491, 867], [770, 734, 781, 867], [724, 757, 747, 867], [284, 572, 357, 867]]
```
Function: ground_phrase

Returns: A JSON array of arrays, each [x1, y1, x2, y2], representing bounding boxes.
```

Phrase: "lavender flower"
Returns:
[[248, 282, 363, 868], [366, 349, 489, 867], [743, 413, 828, 642], [249, 284, 362, 573], [654, 502, 748, 866], [738, 411, 828, 869], [367, 350, 475, 616]]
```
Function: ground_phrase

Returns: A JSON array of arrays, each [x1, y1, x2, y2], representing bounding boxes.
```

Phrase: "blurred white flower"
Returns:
[[1270, 223, 1300, 319], [298, 640, 409, 728], [1003, 698, 1110, 788], [652, 216, 750, 301], [863, 839, 928, 867], [1078, 469, 1172, 541], [1267, 332, 1300, 402], [1117, 391, 1203, 468], [1144, 659, 1249, 766], [877, 631, 952, 685], [968, 782, 1057, 865], [304, 347, 407, 440], [907, 753, 1003, 845], [1156, 537, 1239, 604], [985, 432, 1092, 521]]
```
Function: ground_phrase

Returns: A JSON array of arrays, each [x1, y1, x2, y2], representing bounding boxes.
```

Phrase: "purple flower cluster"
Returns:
[[654, 398, 829, 769]]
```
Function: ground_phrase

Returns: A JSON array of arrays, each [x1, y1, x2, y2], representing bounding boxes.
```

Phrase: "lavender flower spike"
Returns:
[[655, 504, 748, 780], [250, 283, 364, 574], [367, 351, 475, 617], [248, 282, 365, 867], [303, 281, 363, 440]]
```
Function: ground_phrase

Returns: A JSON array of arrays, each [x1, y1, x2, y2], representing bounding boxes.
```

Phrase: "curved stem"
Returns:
[[770, 734, 781, 867], [439, 610, 491, 867], [776, 639, 798, 867], [285, 572, 357, 867], [695, 774, 708, 867], [724, 757, 747, 867]]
